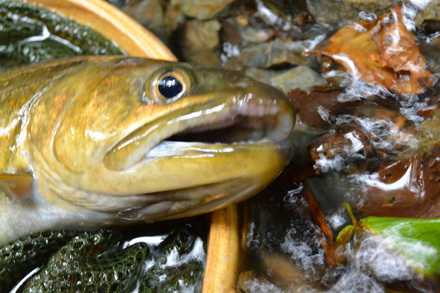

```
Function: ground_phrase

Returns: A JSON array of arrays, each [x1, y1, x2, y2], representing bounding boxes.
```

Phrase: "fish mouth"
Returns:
[[148, 99, 294, 158], [101, 94, 295, 221], [78, 90, 296, 219], [104, 92, 295, 171]]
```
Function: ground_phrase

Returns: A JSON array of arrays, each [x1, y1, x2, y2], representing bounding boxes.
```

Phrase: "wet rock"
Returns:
[[414, 0, 440, 27], [181, 19, 222, 65], [419, 22, 440, 74], [260, 0, 308, 19], [255, 0, 289, 26], [421, 19, 440, 34], [286, 88, 347, 128], [306, 0, 403, 25], [122, 0, 168, 42], [164, 2, 186, 31], [171, 0, 233, 20], [246, 66, 327, 94], [254, 0, 308, 29], [227, 39, 311, 69], [222, 16, 276, 44], [307, 0, 440, 27], [220, 22, 243, 47], [307, 128, 375, 172], [417, 111, 440, 155], [270, 66, 327, 93], [354, 106, 418, 154]]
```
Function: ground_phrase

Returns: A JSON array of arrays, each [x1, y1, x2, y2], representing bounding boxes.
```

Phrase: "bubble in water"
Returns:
[[281, 227, 326, 280]]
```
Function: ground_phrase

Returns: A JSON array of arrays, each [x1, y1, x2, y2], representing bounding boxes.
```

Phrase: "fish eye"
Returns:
[[145, 68, 193, 104], [158, 75, 183, 99]]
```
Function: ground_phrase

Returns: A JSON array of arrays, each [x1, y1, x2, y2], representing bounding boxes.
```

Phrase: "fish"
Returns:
[[0, 56, 295, 244]]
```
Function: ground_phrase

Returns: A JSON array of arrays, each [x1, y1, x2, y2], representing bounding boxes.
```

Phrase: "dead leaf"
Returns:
[[354, 147, 440, 218], [305, 6, 434, 95], [303, 187, 336, 266], [286, 88, 342, 128]]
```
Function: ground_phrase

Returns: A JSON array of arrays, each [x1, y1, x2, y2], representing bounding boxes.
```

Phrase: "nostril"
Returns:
[[223, 71, 246, 84]]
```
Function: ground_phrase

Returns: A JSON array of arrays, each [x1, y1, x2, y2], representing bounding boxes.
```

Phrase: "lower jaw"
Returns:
[[105, 137, 293, 209]]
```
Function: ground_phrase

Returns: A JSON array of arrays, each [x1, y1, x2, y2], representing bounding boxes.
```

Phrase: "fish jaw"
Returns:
[[36, 95, 294, 220]]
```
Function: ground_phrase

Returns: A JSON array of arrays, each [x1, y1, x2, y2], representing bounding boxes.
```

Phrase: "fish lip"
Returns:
[[104, 91, 295, 171]]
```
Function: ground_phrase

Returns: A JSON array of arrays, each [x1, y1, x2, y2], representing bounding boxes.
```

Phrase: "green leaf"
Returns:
[[359, 217, 440, 277]]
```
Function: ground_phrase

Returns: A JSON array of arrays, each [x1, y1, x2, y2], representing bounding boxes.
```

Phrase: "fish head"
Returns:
[[29, 57, 295, 221]]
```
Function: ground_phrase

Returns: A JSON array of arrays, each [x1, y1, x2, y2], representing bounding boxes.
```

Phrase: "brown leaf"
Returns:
[[303, 187, 336, 266], [305, 6, 434, 95], [286, 88, 342, 128], [286, 88, 368, 128], [354, 147, 440, 218]]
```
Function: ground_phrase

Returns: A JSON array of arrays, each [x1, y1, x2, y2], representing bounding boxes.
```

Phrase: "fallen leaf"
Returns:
[[286, 88, 347, 128], [354, 147, 440, 218], [336, 216, 440, 279], [303, 187, 336, 266], [305, 6, 434, 95]]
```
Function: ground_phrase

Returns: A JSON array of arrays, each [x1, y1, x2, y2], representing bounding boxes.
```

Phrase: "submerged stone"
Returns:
[[171, 0, 233, 20], [181, 19, 222, 65], [122, 0, 168, 43], [246, 66, 327, 94]]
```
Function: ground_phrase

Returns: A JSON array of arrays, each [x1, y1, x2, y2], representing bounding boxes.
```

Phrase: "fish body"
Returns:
[[0, 56, 295, 244]]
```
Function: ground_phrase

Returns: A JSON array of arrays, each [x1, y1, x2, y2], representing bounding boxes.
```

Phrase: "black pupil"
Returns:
[[158, 76, 183, 99]]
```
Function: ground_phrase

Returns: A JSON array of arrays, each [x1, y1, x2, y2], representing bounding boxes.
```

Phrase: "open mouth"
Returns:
[[104, 94, 295, 170], [169, 112, 285, 143], [146, 99, 295, 158], [95, 92, 296, 217]]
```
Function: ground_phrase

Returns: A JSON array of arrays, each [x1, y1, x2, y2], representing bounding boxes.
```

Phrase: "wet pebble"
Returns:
[[181, 19, 222, 65], [222, 16, 276, 44], [225, 39, 311, 69], [306, 0, 403, 25], [122, 0, 168, 42], [307, 0, 440, 27], [246, 65, 327, 94], [171, 0, 233, 20], [414, 0, 440, 26]]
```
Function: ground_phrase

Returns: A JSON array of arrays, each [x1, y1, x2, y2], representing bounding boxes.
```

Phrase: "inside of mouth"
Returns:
[[143, 114, 284, 159], [166, 116, 274, 144]]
